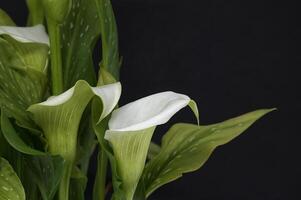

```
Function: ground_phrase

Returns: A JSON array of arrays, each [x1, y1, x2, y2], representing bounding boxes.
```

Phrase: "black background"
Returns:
[[0, 0, 299, 199]]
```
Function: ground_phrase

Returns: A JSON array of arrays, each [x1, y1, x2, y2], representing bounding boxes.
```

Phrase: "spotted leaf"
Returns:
[[0, 157, 25, 200], [137, 109, 275, 198], [24, 155, 64, 200]]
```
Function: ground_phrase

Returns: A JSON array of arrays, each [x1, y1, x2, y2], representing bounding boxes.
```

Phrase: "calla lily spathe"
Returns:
[[104, 91, 199, 200], [28, 80, 121, 200], [28, 80, 121, 161], [0, 24, 49, 127], [0, 24, 49, 45], [107, 91, 193, 132]]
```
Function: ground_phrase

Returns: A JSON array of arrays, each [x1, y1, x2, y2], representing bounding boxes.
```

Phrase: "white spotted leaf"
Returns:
[[137, 109, 274, 198], [0, 157, 25, 200]]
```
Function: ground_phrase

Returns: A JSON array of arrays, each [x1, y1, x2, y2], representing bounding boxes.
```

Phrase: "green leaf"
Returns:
[[0, 157, 25, 200], [0, 123, 10, 158], [0, 9, 15, 26], [147, 142, 161, 160], [138, 109, 275, 198], [0, 110, 45, 156], [1, 111, 61, 199], [96, 0, 121, 79], [61, 0, 98, 89], [24, 155, 65, 200], [188, 100, 199, 125], [26, 0, 44, 25], [97, 67, 117, 86], [0, 37, 48, 127]]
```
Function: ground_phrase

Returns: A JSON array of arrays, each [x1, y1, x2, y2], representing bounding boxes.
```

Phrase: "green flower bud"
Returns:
[[42, 0, 72, 23]]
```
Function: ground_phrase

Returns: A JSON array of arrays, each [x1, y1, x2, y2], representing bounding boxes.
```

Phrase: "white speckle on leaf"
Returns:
[[162, 168, 172, 175], [1, 186, 10, 191], [189, 147, 198, 152], [188, 135, 195, 142], [211, 127, 217, 131]]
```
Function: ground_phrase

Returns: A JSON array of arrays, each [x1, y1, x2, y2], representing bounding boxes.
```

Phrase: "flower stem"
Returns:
[[93, 148, 108, 200], [58, 161, 72, 200], [47, 18, 64, 95]]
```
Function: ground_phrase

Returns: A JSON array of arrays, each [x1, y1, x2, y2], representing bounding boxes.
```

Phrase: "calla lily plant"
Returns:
[[0, 1, 273, 200]]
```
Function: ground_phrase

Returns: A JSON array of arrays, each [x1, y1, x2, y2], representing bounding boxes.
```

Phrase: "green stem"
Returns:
[[47, 131, 76, 200], [47, 18, 64, 95], [26, 0, 44, 25], [58, 161, 73, 200], [93, 148, 108, 200]]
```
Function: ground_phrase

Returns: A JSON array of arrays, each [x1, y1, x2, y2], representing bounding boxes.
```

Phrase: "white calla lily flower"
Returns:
[[107, 91, 191, 132], [104, 91, 199, 200], [0, 24, 49, 45], [28, 80, 122, 161], [28, 80, 121, 200]]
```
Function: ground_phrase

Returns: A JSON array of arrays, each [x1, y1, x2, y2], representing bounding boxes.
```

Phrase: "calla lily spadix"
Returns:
[[28, 80, 121, 199], [0, 24, 49, 45], [104, 91, 199, 200]]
